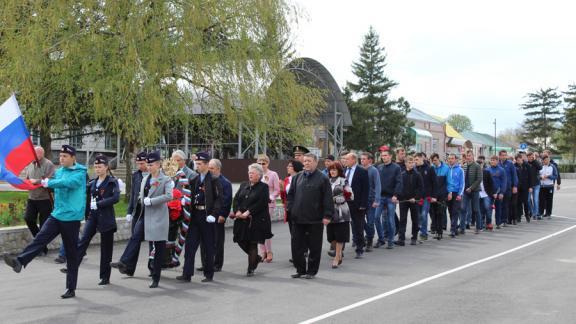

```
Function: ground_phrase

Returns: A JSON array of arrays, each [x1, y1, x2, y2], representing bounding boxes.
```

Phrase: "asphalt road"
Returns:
[[1, 181, 575, 324]]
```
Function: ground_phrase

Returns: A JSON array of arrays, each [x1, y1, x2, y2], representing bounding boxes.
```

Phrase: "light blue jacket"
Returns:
[[47, 163, 87, 221], [447, 163, 465, 196]]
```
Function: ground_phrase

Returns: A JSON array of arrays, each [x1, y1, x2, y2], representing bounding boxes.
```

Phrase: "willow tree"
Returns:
[[0, 2, 95, 158], [0, 0, 324, 198]]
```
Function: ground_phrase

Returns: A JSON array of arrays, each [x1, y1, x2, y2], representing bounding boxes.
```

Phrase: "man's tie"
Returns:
[[345, 167, 351, 183]]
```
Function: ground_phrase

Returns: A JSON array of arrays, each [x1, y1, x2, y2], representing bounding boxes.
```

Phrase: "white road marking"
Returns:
[[300, 223, 576, 324], [551, 215, 576, 220]]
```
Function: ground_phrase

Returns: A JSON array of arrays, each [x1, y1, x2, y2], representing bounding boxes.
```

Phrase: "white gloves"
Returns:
[[181, 197, 186, 206], [335, 196, 345, 204], [144, 197, 152, 206], [126, 214, 132, 222], [206, 215, 216, 223], [41, 178, 49, 188], [90, 201, 98, 210]]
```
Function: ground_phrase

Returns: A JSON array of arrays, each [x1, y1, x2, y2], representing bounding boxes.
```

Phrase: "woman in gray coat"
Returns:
[[111, 152, 173, 288]]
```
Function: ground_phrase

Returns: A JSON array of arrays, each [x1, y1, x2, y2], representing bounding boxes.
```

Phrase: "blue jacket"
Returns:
[[47, 163, 87, 221], [499, 159, 518, 192], [87, 175, 120, 233], [488, 165, 507, 195], [218, 175, 233, 218], [447, 163, 465, 196], [366, 165, 381, 205], [377, 162, 402, 197], [433, 162, 450, 200]]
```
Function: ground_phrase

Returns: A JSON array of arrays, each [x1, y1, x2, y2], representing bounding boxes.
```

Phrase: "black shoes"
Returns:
[[98, 279, 110, 286], [54, 256, 66, 264], [4, 255, 22, 273], [395, 240, 405, 247], [373, 241, 385, 248], [327, 250, 336, 257], [110, 261, 128, 274], [201, 278, 213, 283], [196, 267, 204, 272], [410, 239, 417, 246], [214, 267, 222, 272], [291, 273, 314, 279], [60, 268, 67, 274], [61, 289, 75, 299], [247, 269, 254, 277], [176, 275, 191, 282], [149, 280, 159, 288]]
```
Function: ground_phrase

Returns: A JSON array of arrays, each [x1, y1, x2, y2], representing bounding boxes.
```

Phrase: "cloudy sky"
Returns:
[[291, 0, 576, 135]]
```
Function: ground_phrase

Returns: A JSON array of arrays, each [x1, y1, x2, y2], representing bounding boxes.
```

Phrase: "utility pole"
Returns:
[[493, 118, 497, 155]]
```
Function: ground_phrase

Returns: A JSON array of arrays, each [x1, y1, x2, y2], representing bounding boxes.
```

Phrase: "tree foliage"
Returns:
[[0, 0, 324, 197], [446, 114, 473, 133], [558, 84, 576, 162], [344, 26, 412, 153], [519, 88, 563, 151], [497, 127, 521, 148]]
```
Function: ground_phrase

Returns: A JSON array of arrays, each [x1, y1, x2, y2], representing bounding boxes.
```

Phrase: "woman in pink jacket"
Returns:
[[256, 154, 280, 262]]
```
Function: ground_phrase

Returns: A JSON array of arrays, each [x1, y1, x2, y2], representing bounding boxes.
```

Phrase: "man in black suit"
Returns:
[[343, 152, 370, 258], [177, 152, 222, 283]]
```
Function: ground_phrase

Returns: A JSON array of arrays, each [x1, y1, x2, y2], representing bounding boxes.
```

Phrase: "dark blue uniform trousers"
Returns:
[[183, 211, 215, 279], [120, 216, 164, 281], [17, 216, 80, 290], [77, 217, 114, 281]]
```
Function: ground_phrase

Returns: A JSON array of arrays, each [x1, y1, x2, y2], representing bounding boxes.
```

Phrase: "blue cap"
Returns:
[[94, 155, 108, 165], [146, 151, 161, 163], [136, 151, 147, 162], [61, 145, 76, 156], [195, 152, 211, 162]]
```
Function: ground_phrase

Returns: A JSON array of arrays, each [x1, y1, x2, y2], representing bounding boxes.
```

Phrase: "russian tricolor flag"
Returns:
[[0, 95, 41, 190]]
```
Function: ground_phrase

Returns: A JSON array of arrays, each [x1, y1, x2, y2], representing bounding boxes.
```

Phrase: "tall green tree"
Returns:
[[520, 88, 563, 151], [344, 26, 412, 153], [446, 114, 473, 133], [558, 84, 576, 162], [0, 0, 323, 198]]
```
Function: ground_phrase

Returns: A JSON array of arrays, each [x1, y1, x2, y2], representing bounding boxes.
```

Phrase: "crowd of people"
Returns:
[[3, 143, 562, 299]]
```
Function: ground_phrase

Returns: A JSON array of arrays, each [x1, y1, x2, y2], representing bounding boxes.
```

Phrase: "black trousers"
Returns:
[[349, 204, 366, 253], [150, 241, 166, 282], [237, 241, 259, 271], [201, 222, 225, 269], [516, 188, 531, 221], [120, 217, 144, 274], [539, 186, 554, 216], [214, 223, 225, 269], [508, 192, 518, 223], [292, 223, 324, 276], [430, 201, 446, 235], [24, 199, 52, 238], [77, 217, 114, 281], [501, 191, 512, 225], [183, 212, 215, 279], [131, 204, 142, 234], [399, 202, 419, 241], [18, 216, 80, 290]]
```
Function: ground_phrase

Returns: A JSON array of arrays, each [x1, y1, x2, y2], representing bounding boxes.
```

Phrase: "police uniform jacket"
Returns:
[[187, 171, 222, 218], [139, 172, 174, 241], [86, 175, 120, 233]]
